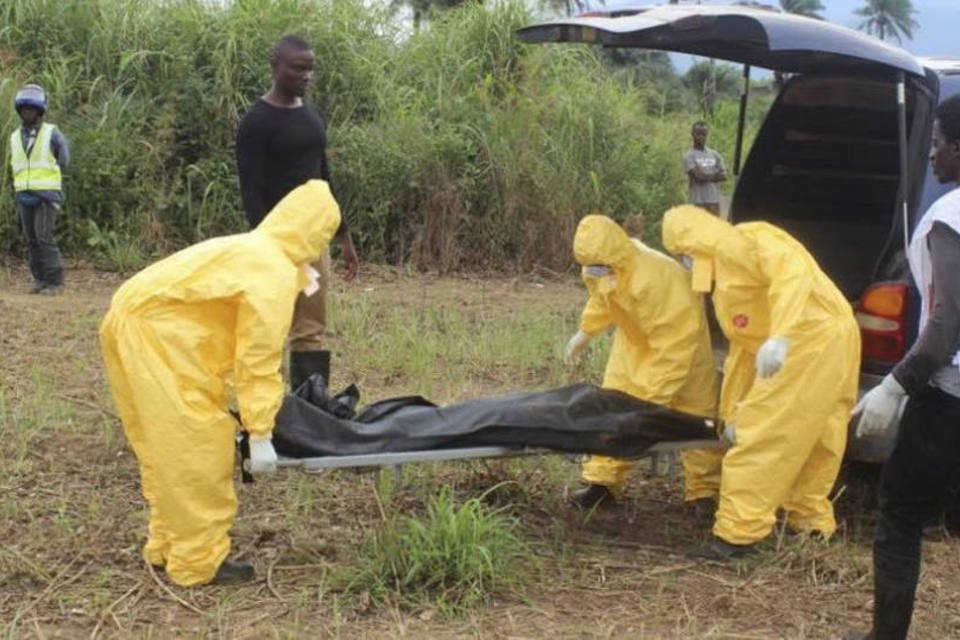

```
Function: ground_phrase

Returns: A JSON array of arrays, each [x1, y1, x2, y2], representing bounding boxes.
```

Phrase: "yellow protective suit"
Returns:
[[99, 180, 341, 586], [572, 215, 720, 497], [662, 205, 860, 544]]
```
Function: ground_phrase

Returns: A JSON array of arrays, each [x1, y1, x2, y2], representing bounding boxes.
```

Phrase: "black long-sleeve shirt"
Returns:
[[236, 99, 346, 236], [893, 221, 960, 398]]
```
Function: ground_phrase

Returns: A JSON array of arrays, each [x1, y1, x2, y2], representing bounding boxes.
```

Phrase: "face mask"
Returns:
[[595, 275, 618, 295], [690, 255, 714, 293], [302, 264, 320, 297], [583, 265, 613, 278]]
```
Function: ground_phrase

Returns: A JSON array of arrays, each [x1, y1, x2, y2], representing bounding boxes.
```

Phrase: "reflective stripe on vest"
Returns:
[[9, 122, 62, 192]]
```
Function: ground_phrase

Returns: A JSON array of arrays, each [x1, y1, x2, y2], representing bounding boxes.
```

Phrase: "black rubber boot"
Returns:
[[686, 497, 716, 522], [212, 559, 255, 585], [870, 549, 920, 640], [786, 525, 827, 541], [688, 535, 758, 561], [289, 349, 331, 392], [569, 484, 615, 509]]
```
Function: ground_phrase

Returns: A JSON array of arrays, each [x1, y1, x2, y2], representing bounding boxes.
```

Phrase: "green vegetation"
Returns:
[[343, 485, 527, 612], [1, 0, 770, 272]]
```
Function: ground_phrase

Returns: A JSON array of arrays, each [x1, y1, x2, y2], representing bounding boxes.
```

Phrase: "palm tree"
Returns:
[[773, 0, 824, 86], [855, 0, 919, 43], [779, 0, 824, 20], [392, 0, 478, 31], [539, 0, 602, 18]]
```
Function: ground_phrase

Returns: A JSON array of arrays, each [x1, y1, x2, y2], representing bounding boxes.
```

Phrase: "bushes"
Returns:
[[0, 0, 750, 271]]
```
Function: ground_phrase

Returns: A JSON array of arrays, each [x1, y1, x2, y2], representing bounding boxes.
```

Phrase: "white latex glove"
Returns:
[[722, 422, 736, 446], [755, 336, 789, 379], [245, 436, 278, 474], [853, 375, 907, 438], [564, 330, 592, 366]]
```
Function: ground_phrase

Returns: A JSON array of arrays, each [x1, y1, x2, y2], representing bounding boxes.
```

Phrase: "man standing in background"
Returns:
[[237, 34, 359, 391], [8, 84, 69, 295], [683, 121, 726, 215]]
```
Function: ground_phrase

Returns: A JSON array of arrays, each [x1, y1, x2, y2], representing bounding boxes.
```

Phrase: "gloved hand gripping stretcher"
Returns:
[[243, 376, 722, 476]]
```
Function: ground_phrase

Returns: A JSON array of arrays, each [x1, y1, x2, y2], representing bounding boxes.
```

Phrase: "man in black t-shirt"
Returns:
[[237, 34, 359, 392]]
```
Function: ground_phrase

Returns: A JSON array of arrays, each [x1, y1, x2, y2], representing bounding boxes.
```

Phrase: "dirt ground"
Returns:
[[2, 258, 960, 639]]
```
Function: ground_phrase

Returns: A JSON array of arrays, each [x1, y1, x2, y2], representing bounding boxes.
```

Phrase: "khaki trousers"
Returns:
[[289, 252, 331, 352]]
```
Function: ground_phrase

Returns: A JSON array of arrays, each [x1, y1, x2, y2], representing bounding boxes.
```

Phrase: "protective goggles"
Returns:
[[583, 265, 613, 278]]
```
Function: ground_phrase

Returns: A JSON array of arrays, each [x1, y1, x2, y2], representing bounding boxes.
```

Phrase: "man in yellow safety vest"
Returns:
[[8, 84, 70, 294]]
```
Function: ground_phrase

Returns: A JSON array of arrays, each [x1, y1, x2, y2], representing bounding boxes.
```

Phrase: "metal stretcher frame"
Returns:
[[277, 438, 723, 477]]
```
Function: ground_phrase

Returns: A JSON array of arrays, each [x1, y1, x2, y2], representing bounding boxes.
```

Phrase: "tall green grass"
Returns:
[[0, 0, 765, 271]]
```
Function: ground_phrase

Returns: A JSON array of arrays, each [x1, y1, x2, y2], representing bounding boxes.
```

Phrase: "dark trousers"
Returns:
[[17, 199, 64, 288], [871, 385, 960, 639]]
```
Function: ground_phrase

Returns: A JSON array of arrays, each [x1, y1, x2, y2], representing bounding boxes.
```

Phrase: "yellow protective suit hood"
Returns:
[[662, 205, 749, 292], [573, 214, 636, 270], [255, 180, 341, 267], [99, 179, 341, 587], [661, 205, 742, 257], [571, 214, 720, 497]]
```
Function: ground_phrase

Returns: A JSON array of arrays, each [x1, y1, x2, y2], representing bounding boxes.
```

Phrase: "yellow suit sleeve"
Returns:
[[719, 341, 755, 424], [580, 290, 613, 336], [630, 282, 703, 407], [233, 266, 300, 438], [756, 233, 812, 339]]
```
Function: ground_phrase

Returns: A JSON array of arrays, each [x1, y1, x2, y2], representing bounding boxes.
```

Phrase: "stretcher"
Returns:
[[275, 437, 723, 483], [264, 382, 725, 484]]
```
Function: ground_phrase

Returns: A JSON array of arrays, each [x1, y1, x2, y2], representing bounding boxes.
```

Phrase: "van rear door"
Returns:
[[517, 4, 923, 78]]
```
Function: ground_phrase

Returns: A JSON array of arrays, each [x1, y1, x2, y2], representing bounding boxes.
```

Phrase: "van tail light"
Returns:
[[856, 282, 909, 365]]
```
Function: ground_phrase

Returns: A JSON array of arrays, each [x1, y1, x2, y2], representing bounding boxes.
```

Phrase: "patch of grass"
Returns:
[[342, 484, 528, 613], [0, 367, 70, 476], [327, 280, 608, 399]]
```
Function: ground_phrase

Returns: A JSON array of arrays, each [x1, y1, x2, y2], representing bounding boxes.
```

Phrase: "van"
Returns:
[[519, 5, 960, 462]]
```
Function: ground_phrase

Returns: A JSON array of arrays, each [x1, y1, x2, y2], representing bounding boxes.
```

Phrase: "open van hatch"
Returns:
[[517, 4, 923, 77], [518, 3, 933, 303], [518, 4, 957, 462]]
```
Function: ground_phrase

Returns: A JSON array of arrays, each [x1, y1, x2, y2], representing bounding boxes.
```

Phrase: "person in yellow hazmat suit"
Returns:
[[99, 180, 341, 586], [563, 214, 722, 510], [661, 205, 860, 560]]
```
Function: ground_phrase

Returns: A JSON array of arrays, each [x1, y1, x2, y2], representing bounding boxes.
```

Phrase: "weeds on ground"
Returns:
[[4, 270, 940, 638], [341, 484, 528, 613]]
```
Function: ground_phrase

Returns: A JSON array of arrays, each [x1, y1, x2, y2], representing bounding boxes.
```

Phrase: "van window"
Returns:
[[732, 75, 916, 299]]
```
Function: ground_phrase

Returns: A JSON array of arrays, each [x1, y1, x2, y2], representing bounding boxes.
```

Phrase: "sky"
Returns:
[[822, 0, 955, 59]]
